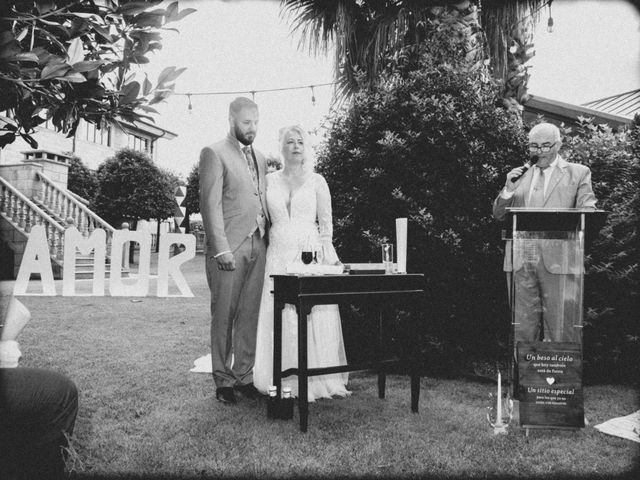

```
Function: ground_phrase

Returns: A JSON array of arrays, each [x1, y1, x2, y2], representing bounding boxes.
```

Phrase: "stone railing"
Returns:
[[0, 175, 66, 263], [35, 171, 115, 257], [66, 189, 91, 206]]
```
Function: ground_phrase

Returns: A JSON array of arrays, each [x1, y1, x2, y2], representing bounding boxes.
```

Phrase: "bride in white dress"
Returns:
[[253, 125, 350, 401]]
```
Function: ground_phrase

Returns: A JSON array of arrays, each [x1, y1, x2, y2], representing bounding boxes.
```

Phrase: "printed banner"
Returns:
[[517, 342, 584, 428]]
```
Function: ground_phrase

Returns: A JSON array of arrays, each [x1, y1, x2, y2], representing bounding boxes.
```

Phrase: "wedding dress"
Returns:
[[253, 171, 350, 401]]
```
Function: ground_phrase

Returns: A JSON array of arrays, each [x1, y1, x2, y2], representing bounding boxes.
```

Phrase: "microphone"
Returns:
[[510, 155, 538, 183]]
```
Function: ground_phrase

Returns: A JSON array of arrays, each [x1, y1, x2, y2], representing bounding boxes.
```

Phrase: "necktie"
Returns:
[[243, 146, 259, 189], [529, 166, 548, 207]]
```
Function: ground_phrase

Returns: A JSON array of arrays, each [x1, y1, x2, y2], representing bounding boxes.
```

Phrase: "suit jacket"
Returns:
[[199, 134, 269, 256], [493, 155, 597, 273]]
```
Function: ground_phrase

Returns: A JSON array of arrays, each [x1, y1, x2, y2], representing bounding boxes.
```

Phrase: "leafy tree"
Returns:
[[160, 166, 182, 193], [316, 31, 528, 373], [0, 0, 195, 148], [561, 117, 640, 383], [66, 154, 98, 201], [92, 148, 175, 227]]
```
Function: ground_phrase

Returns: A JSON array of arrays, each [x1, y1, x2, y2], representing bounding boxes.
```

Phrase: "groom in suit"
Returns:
[[493, 122, 597, 344], [199, 97, 269, 404]]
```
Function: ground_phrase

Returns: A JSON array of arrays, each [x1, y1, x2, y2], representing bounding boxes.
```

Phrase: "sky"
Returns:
[[144, 0, 640, 179], [143, 0, 334, 179], [527, 0, 640, 104]]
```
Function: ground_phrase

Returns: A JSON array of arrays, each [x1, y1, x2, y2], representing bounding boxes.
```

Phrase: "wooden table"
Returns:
[[271, 273, 425, 432]]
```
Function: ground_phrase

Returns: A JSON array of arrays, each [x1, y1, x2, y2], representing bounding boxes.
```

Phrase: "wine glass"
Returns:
[[301, 245, 313, 265]]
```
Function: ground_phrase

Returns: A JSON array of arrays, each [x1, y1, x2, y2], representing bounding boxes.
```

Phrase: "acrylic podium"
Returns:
[[505, 207, 606, 431]]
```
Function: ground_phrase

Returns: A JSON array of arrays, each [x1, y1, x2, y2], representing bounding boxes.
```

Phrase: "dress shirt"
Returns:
[[501, 156, 558, 201]]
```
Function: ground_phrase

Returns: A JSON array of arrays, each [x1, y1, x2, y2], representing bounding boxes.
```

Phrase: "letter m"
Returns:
[[62, 226, 106, 296]]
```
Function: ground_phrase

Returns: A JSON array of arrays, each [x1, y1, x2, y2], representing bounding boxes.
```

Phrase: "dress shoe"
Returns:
[[216, 387, 237, 404], [235, 383, 264, 399]]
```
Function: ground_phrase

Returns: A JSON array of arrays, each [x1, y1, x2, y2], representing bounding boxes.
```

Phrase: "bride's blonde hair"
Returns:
[[278, 125, 316, 174]]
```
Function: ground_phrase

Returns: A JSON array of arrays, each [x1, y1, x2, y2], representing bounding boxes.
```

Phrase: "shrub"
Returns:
[[561, 117, 640, 384], [317, 39, 528, 373], [317, 29, 639, 384]]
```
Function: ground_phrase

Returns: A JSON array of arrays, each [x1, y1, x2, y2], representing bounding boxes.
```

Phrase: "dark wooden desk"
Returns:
[[272, 273, 425, 432]]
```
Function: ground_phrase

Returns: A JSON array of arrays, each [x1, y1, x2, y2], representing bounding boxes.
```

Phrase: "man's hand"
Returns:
[[505, 166, 527, 192], [216, 252, 236, 271]]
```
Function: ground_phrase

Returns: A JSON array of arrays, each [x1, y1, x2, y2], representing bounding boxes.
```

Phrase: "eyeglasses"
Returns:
[[528, 142, 556, 153]]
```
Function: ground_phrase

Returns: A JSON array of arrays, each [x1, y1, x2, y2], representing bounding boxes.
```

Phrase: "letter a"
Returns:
[[13, 224, 56, 295]]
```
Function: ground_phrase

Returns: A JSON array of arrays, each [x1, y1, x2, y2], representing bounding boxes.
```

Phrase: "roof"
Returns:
[[117, 117, 178, 140], [523, 95, 631, 130], [582, 89, 640, 120]]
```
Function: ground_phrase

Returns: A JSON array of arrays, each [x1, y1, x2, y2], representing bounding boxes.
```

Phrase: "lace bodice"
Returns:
[[266, 171, 333, 240], [263, 170, 339, 275]]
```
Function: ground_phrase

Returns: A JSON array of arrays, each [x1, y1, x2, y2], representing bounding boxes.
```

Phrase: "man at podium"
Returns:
[[493, 123, 597, 343]]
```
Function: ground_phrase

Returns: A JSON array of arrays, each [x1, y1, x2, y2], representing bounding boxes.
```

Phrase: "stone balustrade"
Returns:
[[0, 175, 65, 265], [35, 171, 115, 258]]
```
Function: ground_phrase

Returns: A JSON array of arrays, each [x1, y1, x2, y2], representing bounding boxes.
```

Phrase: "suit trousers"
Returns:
[[513, 252, 581, 344], [206, 231, 267, 388], [0, 367, 78, 480]]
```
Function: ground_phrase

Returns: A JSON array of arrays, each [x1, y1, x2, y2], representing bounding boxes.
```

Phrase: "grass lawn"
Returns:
[[11, 253, 639, 479]]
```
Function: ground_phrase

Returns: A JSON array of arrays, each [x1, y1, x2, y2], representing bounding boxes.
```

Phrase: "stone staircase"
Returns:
[[0, 170, 117, 280]]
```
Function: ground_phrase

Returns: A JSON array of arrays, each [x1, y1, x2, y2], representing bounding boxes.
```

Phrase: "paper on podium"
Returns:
[[396, 218, 407, 274]]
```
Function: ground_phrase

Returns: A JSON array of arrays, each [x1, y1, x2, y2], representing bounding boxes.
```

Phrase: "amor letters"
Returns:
[[13, 225, 196, 297]]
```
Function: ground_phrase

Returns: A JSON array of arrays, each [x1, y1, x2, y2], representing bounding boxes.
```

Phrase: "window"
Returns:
[[85, 122, 111, 146], [128, 132, 154, 156]]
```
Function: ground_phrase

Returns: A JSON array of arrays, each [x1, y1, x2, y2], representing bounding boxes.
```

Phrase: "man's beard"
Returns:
[[235, 125, 255, 146]]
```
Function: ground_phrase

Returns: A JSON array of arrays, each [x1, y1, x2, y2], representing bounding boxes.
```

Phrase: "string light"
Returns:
[[512, 0, 555, 28], [547, 0, 554, 33], [174, 82, 336, 112]]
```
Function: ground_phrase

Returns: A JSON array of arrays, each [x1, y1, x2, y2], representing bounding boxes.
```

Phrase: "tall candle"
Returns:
[[497, 371, 503, 426], [396, 218, 407, 274]]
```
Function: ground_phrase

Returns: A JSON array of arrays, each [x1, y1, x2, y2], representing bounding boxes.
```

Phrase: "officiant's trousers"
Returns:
[[206, 230, 267, 389], [513, 255, 580, 343]]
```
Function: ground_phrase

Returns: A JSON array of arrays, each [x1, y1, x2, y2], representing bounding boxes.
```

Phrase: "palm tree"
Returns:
[[280, 0, 547, 111]]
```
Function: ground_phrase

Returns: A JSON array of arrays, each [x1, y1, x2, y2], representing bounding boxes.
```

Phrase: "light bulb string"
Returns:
[[175, 82, 336, 97], [510, 0, 554, 28], [175, 82, 336, 110]]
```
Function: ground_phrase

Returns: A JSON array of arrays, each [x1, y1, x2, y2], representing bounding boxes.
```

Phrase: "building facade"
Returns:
[[0, 115, 176, 170]]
